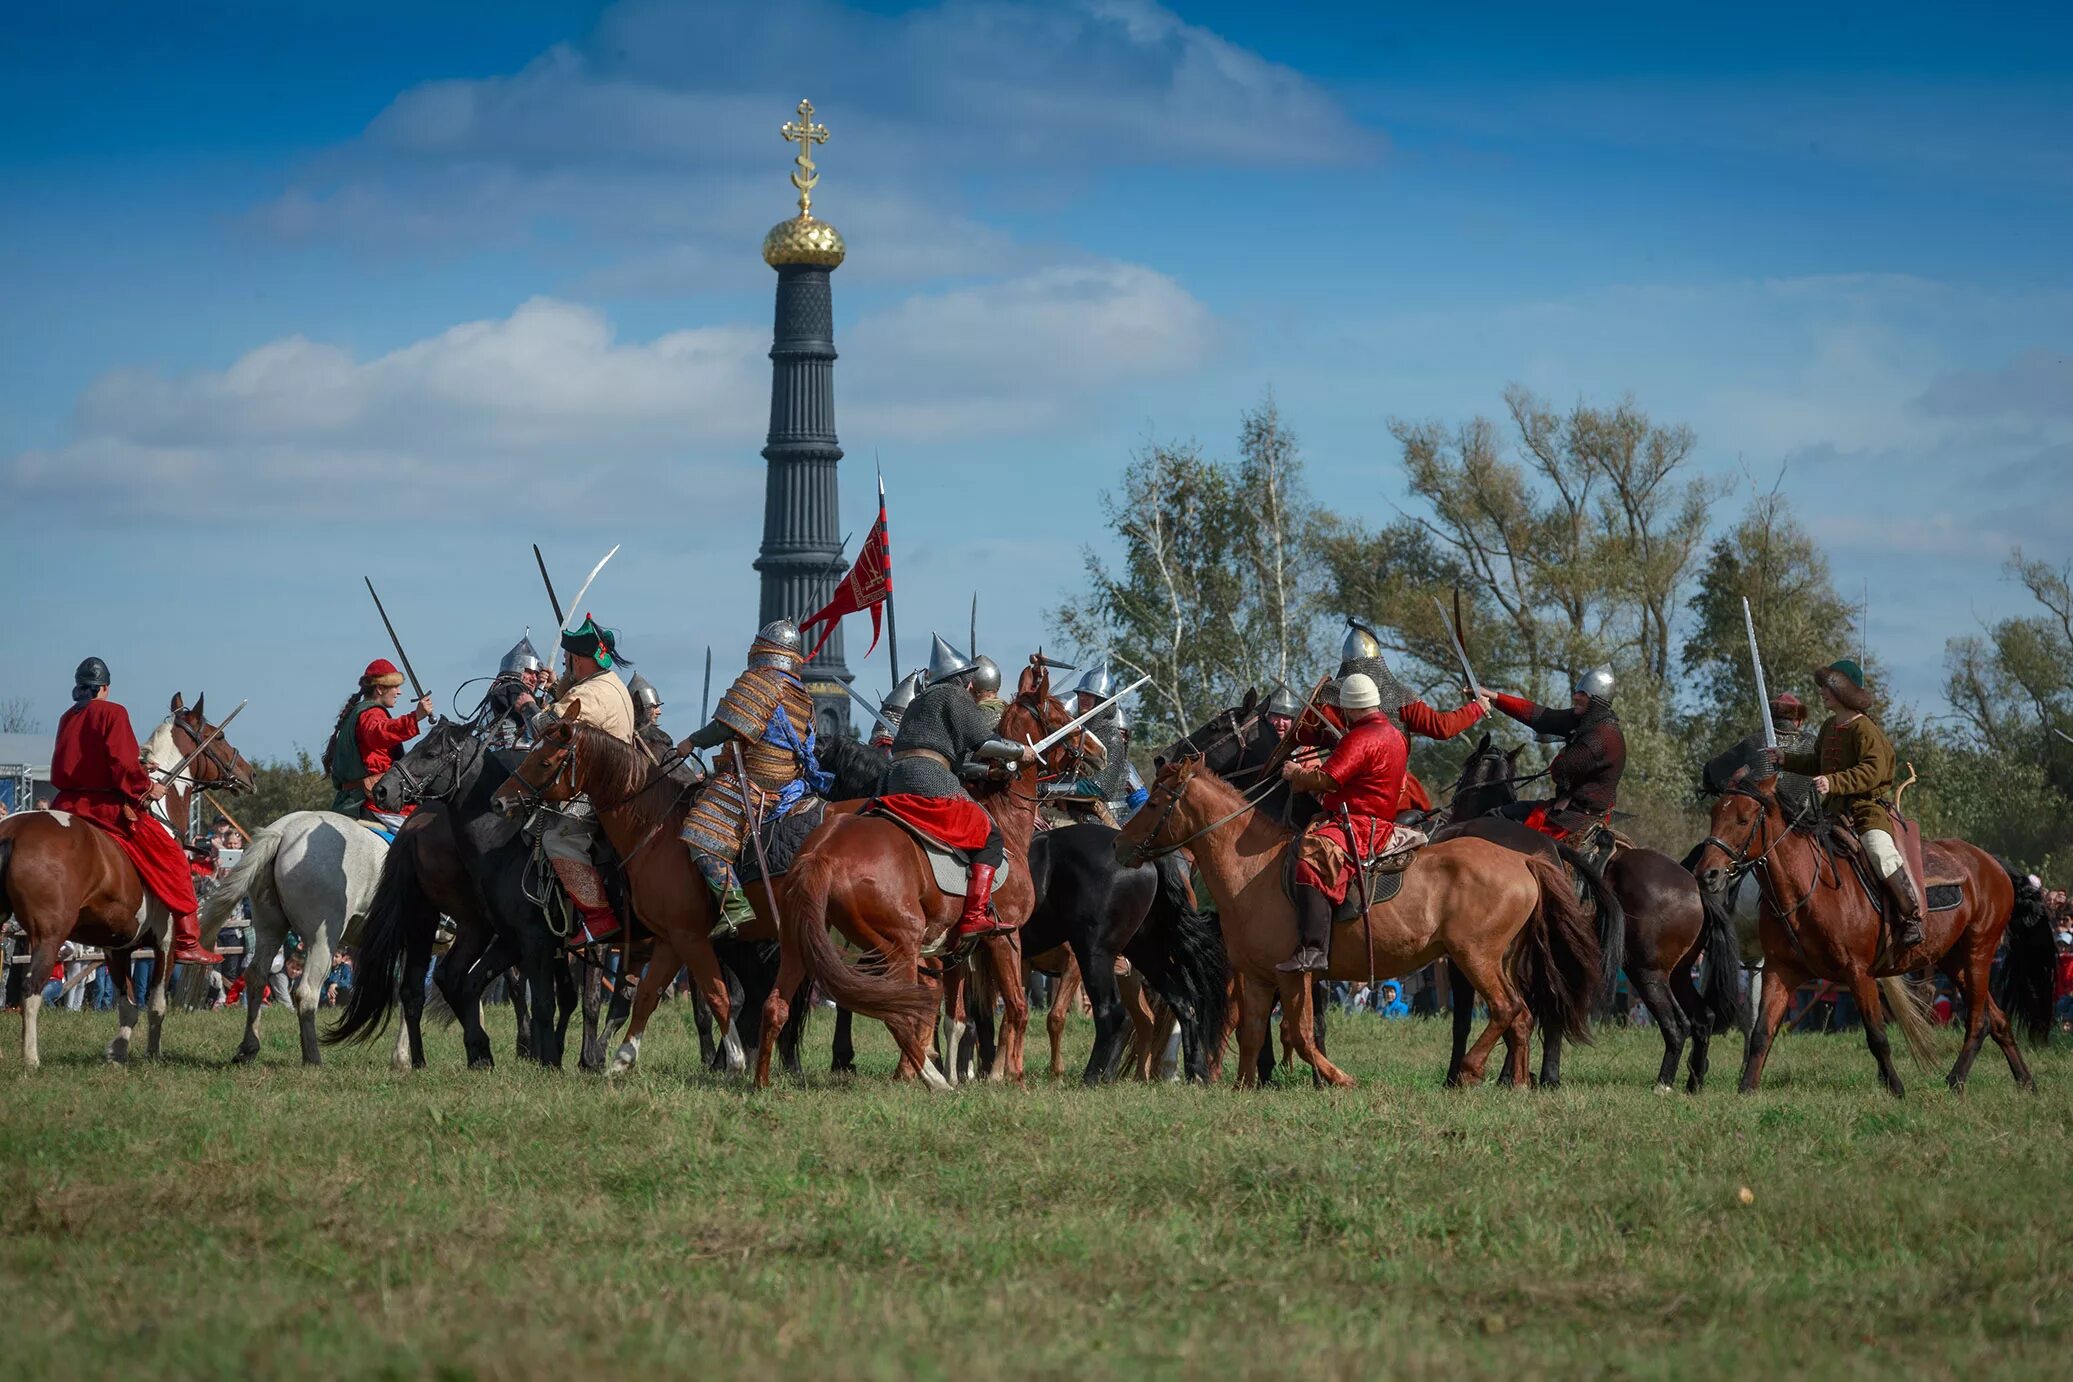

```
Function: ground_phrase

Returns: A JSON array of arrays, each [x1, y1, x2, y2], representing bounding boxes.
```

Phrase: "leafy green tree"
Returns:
[[202, 748, 331, 838]]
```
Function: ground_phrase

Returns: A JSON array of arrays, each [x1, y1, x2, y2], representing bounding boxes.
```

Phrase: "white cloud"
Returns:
[[5, 263, 1213, 520]]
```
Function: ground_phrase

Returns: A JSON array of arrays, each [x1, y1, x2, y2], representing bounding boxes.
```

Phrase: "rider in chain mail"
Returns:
[[486, 633, 548, 751]]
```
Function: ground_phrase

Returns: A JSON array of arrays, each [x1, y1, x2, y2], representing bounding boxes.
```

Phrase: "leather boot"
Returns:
[[171, 912, 222, 966], [1883, 868, 1925, 950], [550, 858, 619, 945], [955, 863, 1005, 938], [1276, 884, 1332, 973]]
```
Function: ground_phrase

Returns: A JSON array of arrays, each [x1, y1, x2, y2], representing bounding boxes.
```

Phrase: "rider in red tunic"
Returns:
[[323, 659, 433, 818], [1278, 672, 1411, 973], [49, 657, 219, 964]]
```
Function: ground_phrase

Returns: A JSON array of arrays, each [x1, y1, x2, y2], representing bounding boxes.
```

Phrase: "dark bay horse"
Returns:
[[0, 693, 254, 1069], [1691, 746, 2049, 1096], [1442, 733, 1742, 1092]]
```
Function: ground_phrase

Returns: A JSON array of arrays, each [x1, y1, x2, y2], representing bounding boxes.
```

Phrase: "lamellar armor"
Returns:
[[680, 620, 821, 870]]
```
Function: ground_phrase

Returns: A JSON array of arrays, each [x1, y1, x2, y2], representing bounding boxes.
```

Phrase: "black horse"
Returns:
[[1440, 732, 1742, 1091]]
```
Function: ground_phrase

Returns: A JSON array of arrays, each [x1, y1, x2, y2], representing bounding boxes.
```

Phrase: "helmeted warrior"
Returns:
[[1770, 691, 1814, 756], [676, 619, 826, 931], [1264, 683, 1303, 742], [51, 657, 222, 965], [1773, 659, 1921, 948], [1336, 621, 1488, 743], [878, 635, 1035, 939], [323, 658, 435, 818], [626, 671, 673, 760], [1488, 665, 1626, 844], [869, 670, 927, 753], [486, 633, 548, 750], [530, 615, 636, 945], [1040, 659, 1146, 820], [1277, 672, 1415, 973]]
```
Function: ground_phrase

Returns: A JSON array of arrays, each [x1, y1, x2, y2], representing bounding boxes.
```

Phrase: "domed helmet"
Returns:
[[1265, 684, 1302, 718], [499, 633, 545, 677], [749, 618, 804, 672], [971, 655, 1002, 697], [1340, 624, 1381, 664], [1074, 660, 1116, 703], [1576, 666, 1616, 705], [926, 633, 976, 686], [74, 656, 111, 690], [627, 672, 661, 714]]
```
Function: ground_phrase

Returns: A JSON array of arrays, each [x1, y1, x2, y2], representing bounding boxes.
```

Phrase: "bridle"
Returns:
[[173, 716, 248, 794], [386, 721, 484, 806], [1169, 701, 1273, 783], [1697, 781, 1830, 922], [1120, 752, 1285, 866]]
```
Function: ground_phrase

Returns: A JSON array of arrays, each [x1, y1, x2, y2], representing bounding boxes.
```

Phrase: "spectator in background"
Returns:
[[1377, 981, 1410, 1019], [323, 953, 354, 1007], [2052, 925, 2073, 1032]]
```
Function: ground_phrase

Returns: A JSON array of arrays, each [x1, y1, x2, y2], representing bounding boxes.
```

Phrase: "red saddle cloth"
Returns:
[[868, 793, 993, 852], [50, 792, 199, 915]]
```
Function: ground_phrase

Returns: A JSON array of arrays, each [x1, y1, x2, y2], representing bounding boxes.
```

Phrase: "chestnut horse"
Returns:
[[1114, 754, 1600, 1088], [750, 665, 1085, 1088], [1690, 749, 2050, 1096], [0, 693, 254, 1069]]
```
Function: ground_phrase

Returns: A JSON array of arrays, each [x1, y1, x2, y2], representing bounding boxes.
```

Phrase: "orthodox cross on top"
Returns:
[[780, 98, 830, 217]]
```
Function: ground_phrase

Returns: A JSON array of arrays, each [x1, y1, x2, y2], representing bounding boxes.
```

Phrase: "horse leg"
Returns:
[[1445, 963, 1475, 1088], [1232, 973, 1273, 1089], [691, 981, 719, 1067], [938, 962, 968, 1088], [982, 934, 1028, 1083], [1450, 947, 1522, 1088], [1842, 968, 1905, 1098], [1671, 963, 1713, 1094], [1077, 944, 1127, 1086], [234, 921, 283, 1065], [102, 944, 142, 1067], [1274, 972, 1354, 1088], [579, 949, 606, 1072], [1048, 954, 1082, 1080], [397, 927, 431, 1071], [294, 924, 333, 1067], [610, 933, 673, 1074], [1941, 940, 2003, 1093], [1633, 972, 1688, 1093], [754, 954, 801, 1090], [443, 930, 511, 1070], [831, 1005, 857, 1074], [20, 934, 61, 1071], [1737, 954, 1802, 1093], [143, 934, 171, 1059], [548, 950, 579, 1068]]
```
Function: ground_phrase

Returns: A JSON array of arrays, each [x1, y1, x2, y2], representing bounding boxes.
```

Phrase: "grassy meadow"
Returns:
[[1, 1002, 2068, 1380]]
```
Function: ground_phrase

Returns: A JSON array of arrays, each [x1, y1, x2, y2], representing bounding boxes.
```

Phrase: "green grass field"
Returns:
[[2, 1003, 2068, 1380]]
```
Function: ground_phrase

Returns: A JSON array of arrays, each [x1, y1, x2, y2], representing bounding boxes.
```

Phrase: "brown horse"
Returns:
[[1690, 754, 2049, 1096], [1114, 755, 1600, 1089], [750, 664, 1086, 1089], [0, 694, 254, 1069]]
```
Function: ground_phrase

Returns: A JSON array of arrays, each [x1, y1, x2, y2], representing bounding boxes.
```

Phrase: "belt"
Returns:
[[893, 748, 955, 772]]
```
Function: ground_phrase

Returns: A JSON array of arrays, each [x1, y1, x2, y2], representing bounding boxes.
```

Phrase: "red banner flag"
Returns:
[[800, 495, 891, 661]]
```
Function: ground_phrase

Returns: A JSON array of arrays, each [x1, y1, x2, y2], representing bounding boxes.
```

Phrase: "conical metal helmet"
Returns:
[[1073, 660, 1116, 702], [880, 669, 926, 721], [926, 633, 975, 686], [971, 655, 1002, 697], [1266, 684, 1302, 718], [749, 618, 804, 671], [499, 633, 544, 677], [627, 671, 661, 712], [1340, 623, 1381, 663]]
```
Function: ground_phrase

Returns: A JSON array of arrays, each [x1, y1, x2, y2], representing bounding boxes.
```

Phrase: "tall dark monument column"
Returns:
[[755, 98, 851, 740]]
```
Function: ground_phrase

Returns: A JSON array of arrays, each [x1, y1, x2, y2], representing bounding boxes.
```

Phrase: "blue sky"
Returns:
[[4, 0, 2069, 759]]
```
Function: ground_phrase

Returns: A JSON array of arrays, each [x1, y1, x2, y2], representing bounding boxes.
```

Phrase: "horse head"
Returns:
[[490, 719, 581, 818], [1113, 752, 1205, 868], [998, 672, 1087, 781], [1690, 759, 1782, 895], [169, 690, 256, 794], [372, 715, 482, 812], [1163, 692, 1272, 783]]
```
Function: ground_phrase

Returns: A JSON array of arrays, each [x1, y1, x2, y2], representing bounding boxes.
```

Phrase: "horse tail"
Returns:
[[1135, 853, 1230, 1081], [199, 822, 280, 935], [1877, 976, 1938, 1070], [1991, 860, 2055, 1045], [324, 830, 423, 1046], [1513, 852, 1600, 1044], [781, 843, 939, 1024], [1694, 873, 1748, 1033], [1556, 841, 1625, 1008]]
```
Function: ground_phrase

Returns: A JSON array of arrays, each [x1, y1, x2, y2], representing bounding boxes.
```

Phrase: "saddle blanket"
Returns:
[[736, 798, 827, 887], [865, 805, 1013, 898]]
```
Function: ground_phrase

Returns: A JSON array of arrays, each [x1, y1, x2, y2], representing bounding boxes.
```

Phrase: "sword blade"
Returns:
[[533, 544, 564, 628], [560, 544, 621, 634], [1743, 596, 1777, 750], [1029, 674, 1152, 756], [700, 646, 713, 726], [364, 577, 425, 700], [1431, 595, 1483, 698]]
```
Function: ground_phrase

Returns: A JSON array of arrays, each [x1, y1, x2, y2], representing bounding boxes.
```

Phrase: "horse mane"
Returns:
[[566, 724, 683, 824], [819, 734, 886, 800], [139, 718, 179, 772]]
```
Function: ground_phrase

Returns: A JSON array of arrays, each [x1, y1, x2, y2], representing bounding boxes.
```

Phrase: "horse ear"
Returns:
[[1508, 743, 1525, 766], [1474, 731, 1489, 755], [1241, 688, 1259, 716], [194, 691, 205, 720], [170, 691, 185, 714]]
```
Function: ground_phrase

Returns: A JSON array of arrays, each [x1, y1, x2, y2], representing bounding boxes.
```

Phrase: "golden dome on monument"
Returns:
[[762, 213, 847, 269]]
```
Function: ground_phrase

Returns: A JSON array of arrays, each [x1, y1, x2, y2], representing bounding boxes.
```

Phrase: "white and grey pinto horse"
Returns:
[[199, 811, 391, 1066]]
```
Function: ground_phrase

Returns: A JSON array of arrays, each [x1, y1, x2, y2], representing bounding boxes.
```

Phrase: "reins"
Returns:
[[1124, 757, 1286, 864]]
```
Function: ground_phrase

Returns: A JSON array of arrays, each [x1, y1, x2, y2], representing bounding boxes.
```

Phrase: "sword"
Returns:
[[838, 680, 892, 736], [533, 544, 565, 628], [969, 591, 978, 658], [1027, 674, 1152, 757], [731, 740, 789, 940], [1431, 594, 1484, 699], [700, 645, 713, 726], [1742, 596, 1777, 750], [157, 699, 247, 783], [560, 544, 621, 634], [363, 577, 425, 699]]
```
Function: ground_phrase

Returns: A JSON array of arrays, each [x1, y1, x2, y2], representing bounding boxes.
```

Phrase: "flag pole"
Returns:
[[880, 463, 901, 684]]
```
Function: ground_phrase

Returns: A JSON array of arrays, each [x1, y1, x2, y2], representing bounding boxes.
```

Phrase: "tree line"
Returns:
[[1053, 389, 2073, 876]]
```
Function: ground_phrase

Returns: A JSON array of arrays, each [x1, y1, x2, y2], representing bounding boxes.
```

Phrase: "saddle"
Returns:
[[735, 797, 827, 887], [861, 803, 1013, 898], [1282, 824, 1426, 923], [1831, 816, 1966, 917]]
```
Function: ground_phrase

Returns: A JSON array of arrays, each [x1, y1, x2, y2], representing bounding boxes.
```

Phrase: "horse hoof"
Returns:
[[1945, 1077, 1966, 1095], [231, 1045, 258, 1066], [1654, 1082, 1674, 1096], [468, 1058, 495, 1071]]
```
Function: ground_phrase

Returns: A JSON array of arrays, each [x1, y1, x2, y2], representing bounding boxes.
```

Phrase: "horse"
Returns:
[[200, 810, 389, 1067], [748, 663, 1088, 1089], [0, 693, 254, 1069], [1441, 732, 1742, 1092], [1114, 752, 1601, 1088], [1689, 744, 2051, 1096], [325, 717, 584, 1070]]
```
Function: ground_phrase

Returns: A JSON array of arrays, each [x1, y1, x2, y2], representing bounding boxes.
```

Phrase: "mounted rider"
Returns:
[[676, 619, 828, 932], [869, 670, 927, 753], [1277, 672, 1416, 973], [50, 657, 223, 965], [485, 634, 548, 751], [323, 659, 435, 819], [1038, 659, 1146, 822], [626, 671, 675, 760], [1331, 622, 1489, 811], [1770, 691, 1814, 755], [1487, 666, 1626, 856], [877, 635, 1036, 940], [530, 615, 636, 945], [1771, 659, 1922, 949]]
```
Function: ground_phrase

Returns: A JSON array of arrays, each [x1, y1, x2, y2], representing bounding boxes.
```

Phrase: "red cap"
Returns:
[[362, 658, 405, 687]]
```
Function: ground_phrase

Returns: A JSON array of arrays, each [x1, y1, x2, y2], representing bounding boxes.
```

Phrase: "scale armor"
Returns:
[[682, 624, 817, 866], [1336, 624, 1413, 711]]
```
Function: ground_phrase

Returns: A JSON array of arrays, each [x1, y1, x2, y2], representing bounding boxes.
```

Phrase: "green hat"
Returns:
[[561, 615, 620, 671], [1814, 659, 1873, 711]]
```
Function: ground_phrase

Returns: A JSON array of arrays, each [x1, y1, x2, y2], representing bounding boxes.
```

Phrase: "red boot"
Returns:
[[570, 902, 620, 947], [954, 864, 1007, 939], [171, 912, 222, 966]]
